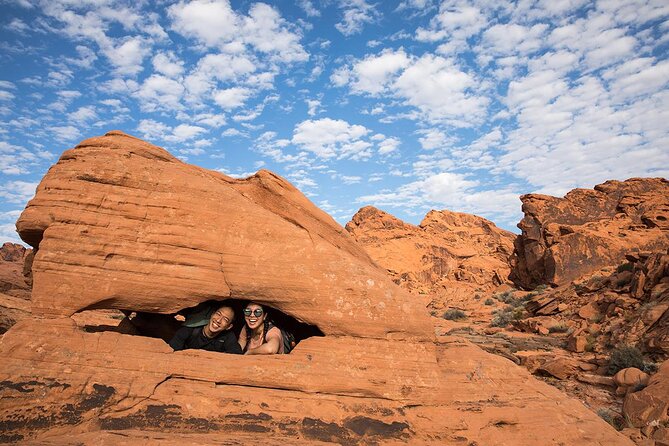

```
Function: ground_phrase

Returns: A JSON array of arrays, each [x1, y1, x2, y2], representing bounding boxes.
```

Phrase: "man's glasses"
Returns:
[[243, 308, 264, 317]]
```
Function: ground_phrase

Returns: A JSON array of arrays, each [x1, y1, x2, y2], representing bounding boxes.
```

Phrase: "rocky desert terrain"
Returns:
[[0, 131, 666, 445]]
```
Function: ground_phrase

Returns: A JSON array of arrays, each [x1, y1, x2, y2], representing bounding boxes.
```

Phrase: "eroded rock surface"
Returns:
[[511, 178, 669, 289], [0, 242, 31, 333], [346, 206, 516, 295], [0, 318, 633, 445]]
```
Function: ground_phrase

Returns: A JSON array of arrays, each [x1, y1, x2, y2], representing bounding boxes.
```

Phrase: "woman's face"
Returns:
[[243, 303, 266, 331]]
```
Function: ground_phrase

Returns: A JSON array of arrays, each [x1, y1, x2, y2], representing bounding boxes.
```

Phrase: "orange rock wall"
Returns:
[[511, 178, 669, 288]]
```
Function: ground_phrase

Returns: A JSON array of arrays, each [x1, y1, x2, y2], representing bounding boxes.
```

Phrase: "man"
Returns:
[[169, 304, 242, 354]]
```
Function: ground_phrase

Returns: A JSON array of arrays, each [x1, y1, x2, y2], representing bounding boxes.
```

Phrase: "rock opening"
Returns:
[[74, 299, 324, 354]]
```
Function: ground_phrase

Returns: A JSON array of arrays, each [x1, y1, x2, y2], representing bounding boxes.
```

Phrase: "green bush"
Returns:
[[608, 345, 645, 375], [484, 298, 495, 306], [442, 309, 467, 321]]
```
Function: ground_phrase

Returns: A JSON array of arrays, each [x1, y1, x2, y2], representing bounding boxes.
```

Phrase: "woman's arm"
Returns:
[[244, 327, 282, 355]]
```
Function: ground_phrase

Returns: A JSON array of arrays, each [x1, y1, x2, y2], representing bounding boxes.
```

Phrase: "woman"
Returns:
[[238, 302, 284, 355]]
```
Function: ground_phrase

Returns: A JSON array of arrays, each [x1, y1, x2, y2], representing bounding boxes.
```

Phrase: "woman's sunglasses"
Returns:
[[243, 308, 264, 317]]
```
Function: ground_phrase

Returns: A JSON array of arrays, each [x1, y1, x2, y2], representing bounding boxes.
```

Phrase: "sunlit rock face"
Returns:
[[346, 206, 516, 295], [15, 130, 430, 340], [510, 178, 669, 289], [0, 131, 634, 445]]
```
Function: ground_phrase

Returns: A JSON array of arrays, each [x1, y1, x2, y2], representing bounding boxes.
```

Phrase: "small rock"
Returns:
[[614, 368, 649, 388], [567, 334, 587, 353], [576, 373, 615, 387]]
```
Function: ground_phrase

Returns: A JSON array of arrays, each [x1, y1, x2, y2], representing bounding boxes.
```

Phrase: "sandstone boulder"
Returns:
[[346, 206, 516, 295], [623, 359, 669, 430], [511, 178, 669, 289], [614, 367, 650, 388], [15, 131, 428, 339]]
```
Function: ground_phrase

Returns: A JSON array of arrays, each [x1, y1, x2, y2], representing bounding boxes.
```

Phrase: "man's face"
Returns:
[[207, 307, 234, 335]]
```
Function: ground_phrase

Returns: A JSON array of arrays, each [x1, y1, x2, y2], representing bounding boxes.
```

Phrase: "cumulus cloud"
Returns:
[[292, 118, 372, 160], [137, 119, 208, 144], [168, 0, 307, 63], [0, 180, 38, 204], [335, 0, 379, 36], [214, 87, 252, 110]]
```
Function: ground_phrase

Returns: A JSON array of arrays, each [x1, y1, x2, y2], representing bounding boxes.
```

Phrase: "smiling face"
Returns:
[[243, 303, 266, 331], [205, 306, 234, 336]]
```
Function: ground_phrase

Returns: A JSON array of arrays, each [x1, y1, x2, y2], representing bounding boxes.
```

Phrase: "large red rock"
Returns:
[[346, 206, 516, 295], [623, 359, 669, 431], [1, 131, 634, 444], [0, 318, 634, 445], [0, 242, 31, 333], [511, 178, 669, 289], [15, 131, 427, 339]]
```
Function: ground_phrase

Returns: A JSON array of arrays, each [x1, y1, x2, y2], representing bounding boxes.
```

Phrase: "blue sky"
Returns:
[[1, 0, 668, 244]]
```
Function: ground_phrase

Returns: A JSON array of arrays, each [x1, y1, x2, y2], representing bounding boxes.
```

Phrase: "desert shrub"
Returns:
[[616, 262, 634, 273], [534, 284, 548, 293], [548, 323, 569, 333], [491, 311, 513, 327], [474, 293, 482, 300], [443, 309, 467, 321], [642, 362, 659, 374], [494, 291, 514, 303], [584, 334, 598, 352], [490, 305, 524, 327], [484, 298, 495, 306], [608, 345, 645, 375], [597, 408, 624, 431]]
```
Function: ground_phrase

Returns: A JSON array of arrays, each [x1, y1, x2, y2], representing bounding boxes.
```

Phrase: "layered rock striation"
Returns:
[[346, 206, 516, 295], [511, 178, 669, 289]]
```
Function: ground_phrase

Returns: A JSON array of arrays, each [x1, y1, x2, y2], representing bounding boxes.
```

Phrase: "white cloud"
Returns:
[[416, 2, 487, 51], [68, 106, 97, 124], [214, 87, 252, 110], [332, 48, 410, 95], [335, 0, 379, 36], [137, 120, 208, 144], [137, 75, 185, 112], [152, 51, 185, 78], [417, 128, 451, 150], [394, 54, 489, 125], [168, 0, 307, 63], [299, 0, 320, 17], [292, 118, 372, 159], [50, 125, 80, 142], [0, 180, 39, 204]]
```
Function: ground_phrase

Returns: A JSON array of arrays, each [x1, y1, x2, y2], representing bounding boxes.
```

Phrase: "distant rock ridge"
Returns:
[[511, 178, 669, 289], [345, 205, 516, 295]]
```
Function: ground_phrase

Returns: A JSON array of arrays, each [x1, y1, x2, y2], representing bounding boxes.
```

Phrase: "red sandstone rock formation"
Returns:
[[522, 249, 669, 359], [346, 206, 516, 295], [0, 242, 31, 333], [511, 178, 669, 289], [0, 131, 633, 444]]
